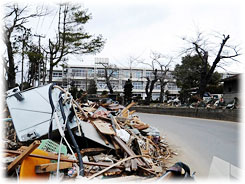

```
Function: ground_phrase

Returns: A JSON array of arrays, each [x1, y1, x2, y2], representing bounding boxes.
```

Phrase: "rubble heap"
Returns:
[[3, 84, 175, 181]]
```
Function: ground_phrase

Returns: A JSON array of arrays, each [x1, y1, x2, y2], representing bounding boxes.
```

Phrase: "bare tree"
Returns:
[[182, 31, 241, 98], [3, 4, 46, 89], [151, 52, 174, 103], [99, 63, 118, 94], [141, 53, 159, 104]]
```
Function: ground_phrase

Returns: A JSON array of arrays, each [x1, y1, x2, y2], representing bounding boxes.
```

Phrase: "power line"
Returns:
[[40, 6, 48, 31], [35, 2, 44, 34], [46, 9, 58, 36]]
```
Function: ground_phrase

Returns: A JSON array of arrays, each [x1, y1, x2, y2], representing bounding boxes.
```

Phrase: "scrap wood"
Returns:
[[90, 121, 110, 145], [122, 111, 129, 118], [164, 148, 172, 160], [7, 140, 40, 174], [112, 136, 145, 166], [93, 120, 116, 135], [4, 149, 124, 169], [88, 155, 150, 180], [83, 107, 97, 113], [80, 148, 108, 156], [129, 110, 136, 116], [110, 135, 120, 150], [120, 102, 136, 115], [35, 162, 73, 173], [18, 146, 69, 160], [103, 168, 123, 176], [110, 115, 121, 130]]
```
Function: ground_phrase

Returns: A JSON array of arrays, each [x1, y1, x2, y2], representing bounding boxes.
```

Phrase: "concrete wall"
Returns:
[[131, 106, 240, 122]]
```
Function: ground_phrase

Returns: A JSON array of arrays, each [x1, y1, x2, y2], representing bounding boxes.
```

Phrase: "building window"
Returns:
[[97, 69, 105, 77], [97, 81, 106, 89], [167, 83, 178, 90], [111, 81, 119, 89], [53, 71, 62, 78], [166, 72, 174, 79], [146, 71, 154, 78], [132, 81, 143, 90], [155, 83, 161, 90], [133, 70, 142, 78], [108, 69, 119, 78], [152, 93, 160, 100], [87, 69, 94, 77], [71, 69, 87, 77], [122, 70, 130, 78]]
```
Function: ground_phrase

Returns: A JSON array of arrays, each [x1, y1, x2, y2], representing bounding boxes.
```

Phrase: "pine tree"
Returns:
[[123, 79, 133, 104], [87, 79, 97, 94]]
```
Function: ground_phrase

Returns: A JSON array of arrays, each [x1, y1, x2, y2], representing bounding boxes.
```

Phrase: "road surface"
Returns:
[[136, 112, 242, 179]]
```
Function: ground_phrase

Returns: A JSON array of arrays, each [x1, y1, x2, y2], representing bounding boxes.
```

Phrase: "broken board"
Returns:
[[93, 120, 116, 135]]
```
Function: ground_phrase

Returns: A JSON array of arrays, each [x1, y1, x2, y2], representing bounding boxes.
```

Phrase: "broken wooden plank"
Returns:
[[35, 162, 73, 173], [113, 136, 145, 166], [129, 110, 136, 116], [120, 102, 136, 115], [7, 140, 40, 174], [88, 155, 150, 180], [93, 120, 116, 135], [110, 135, 120, 150], [90, 121, 110, 145], [122, 111, 129, 118], [4, 149, 123, 169], [111, 115, 121, 130], [80, 148, 107, 156]]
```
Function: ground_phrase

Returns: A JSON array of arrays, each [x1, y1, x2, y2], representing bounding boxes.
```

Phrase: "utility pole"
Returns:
[[34, 34, 45, 87]]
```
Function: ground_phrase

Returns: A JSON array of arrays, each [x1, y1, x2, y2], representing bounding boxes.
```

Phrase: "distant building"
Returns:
[[47, 63, 180, 100], [221, 74, 241, 103]]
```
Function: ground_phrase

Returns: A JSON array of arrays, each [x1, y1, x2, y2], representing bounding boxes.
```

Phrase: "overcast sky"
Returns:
[[80, 0, 244, 72], [2, 0, 245, 73]]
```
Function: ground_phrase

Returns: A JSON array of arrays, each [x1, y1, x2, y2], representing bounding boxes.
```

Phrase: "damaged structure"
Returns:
[[3, 84, 192, 181]]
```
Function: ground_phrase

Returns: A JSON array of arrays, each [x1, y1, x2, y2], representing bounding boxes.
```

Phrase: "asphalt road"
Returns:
[[136, 112, 241, 179]]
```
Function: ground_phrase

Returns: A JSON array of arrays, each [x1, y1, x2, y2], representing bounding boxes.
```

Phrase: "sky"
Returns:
[[1, 0, 245, 73]]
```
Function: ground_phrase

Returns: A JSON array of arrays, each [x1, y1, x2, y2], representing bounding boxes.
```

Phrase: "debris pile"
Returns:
[[3, 84, 175, 181]]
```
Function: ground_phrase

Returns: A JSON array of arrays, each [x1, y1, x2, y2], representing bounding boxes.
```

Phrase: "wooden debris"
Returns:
[[35, 162, 73, 173], [4, 87, 176, 180], [90, 121, 110, 145], [4, 149, 124, 169], [7, 140, 40, 174], [113, 136, 145, 166], [120, 102, 136, 115], [80, 148, 108, 156], [93, 120, 116, 135], [88, 155, 150, 180]]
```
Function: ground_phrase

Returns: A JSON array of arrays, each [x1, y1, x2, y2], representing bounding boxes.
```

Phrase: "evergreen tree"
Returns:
[[87, 79, 97, 94], [123, 79, 133, 104]]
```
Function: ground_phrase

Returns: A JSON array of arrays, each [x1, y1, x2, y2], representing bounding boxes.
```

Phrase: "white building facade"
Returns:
[[48, 63, 180, 100]]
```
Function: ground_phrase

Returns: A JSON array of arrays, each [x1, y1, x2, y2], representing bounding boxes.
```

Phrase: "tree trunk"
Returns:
[[145, 79, 158, 104], [144, 78, 150, 104], [159, 82, 165, 103], [106, 79, 113, 94], [198, 77, 207, 98], [49, 62, 53, 83], [6, 39, 16, 89]]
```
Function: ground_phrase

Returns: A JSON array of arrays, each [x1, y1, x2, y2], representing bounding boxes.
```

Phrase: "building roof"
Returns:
[[220, 74, 241, 82]]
